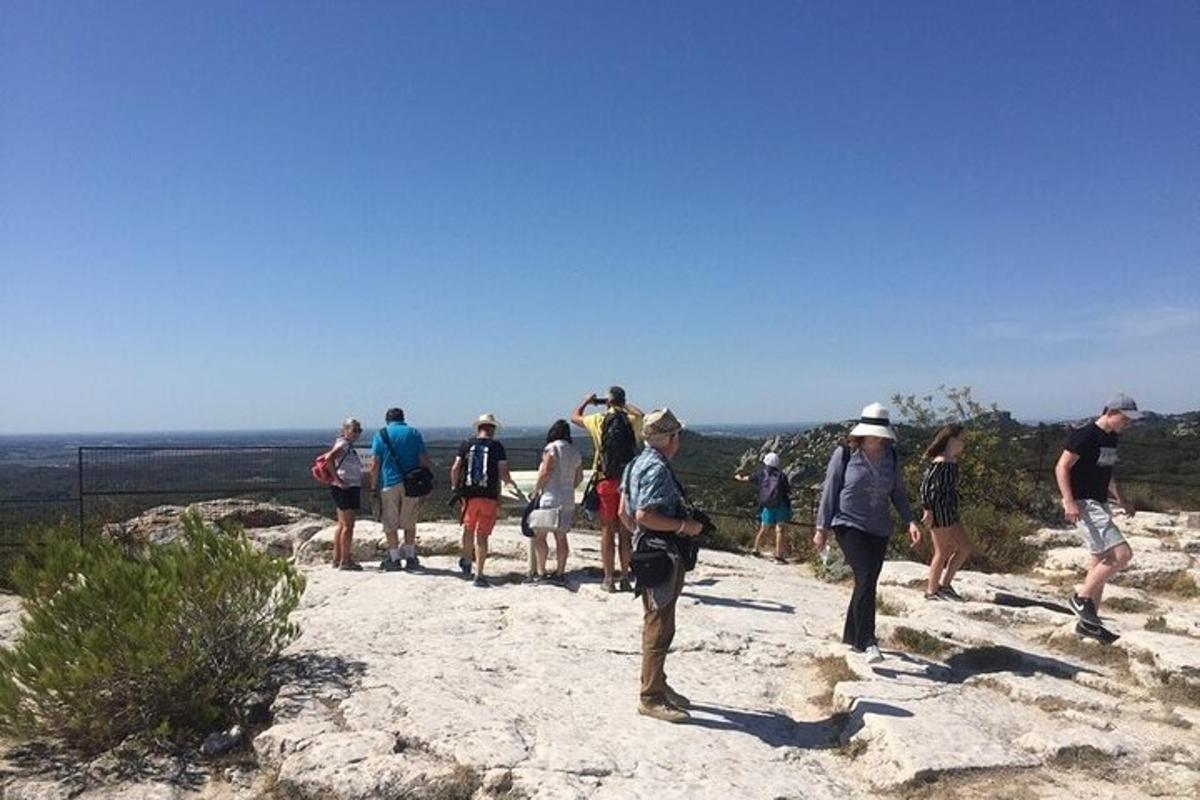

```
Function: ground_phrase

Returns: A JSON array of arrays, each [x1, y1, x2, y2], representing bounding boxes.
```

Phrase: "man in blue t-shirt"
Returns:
[[369, 407, 431, 571]]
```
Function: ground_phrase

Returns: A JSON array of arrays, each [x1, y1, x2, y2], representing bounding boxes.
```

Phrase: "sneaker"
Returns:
[[619, 577, 633, 593], [339, 560, 363, 572], [473, 575, 490, 588], [404, 555, 421, 571], [773, 556, 788, 564], [380, 557, 403, 572], [937, 585, 965, 602], [1069, 595, 1103, 627], [864, 645, 884, 664], [664, 685, 692, 710], [458, 557, 472, 576], [601, 579, 616, 594], [1076, 620, 1120, 644], [924, 592, 945, 602], [526, 573, 544, 585], [637, 701, 690, 723]]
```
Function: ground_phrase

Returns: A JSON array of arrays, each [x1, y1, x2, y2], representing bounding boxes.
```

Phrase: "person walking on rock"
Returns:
[[920, 424, 972, 601], [751, 452, 792, 561], [1055, 394, 1142, 642], [451, 414, 522, 587], [322, 417, 365, 571], [571, 386, 645, 593], [369, 407, 431, 572], [530, 419, 584, 584], [813, 403, 921, 664], [620, 409, 702, 723]]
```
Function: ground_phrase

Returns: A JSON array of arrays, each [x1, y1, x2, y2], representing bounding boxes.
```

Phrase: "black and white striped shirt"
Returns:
[[920, 460, 959, 528]]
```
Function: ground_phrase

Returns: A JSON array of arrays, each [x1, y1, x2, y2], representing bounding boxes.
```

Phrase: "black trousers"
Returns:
[[835, 526, 890, 650]]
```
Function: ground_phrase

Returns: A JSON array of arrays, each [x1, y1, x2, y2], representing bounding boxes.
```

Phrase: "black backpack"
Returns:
[[599, 410, 637, 480], [460, 439, 498, 498], [758, 467, 788, 508]]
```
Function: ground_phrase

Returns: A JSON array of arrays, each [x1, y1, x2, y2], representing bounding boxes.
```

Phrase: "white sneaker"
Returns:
[[864, 645, 884, 664]]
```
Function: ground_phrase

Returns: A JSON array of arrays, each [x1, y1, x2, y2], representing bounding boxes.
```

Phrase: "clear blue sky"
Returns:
[[2, 1, 1198, 433]]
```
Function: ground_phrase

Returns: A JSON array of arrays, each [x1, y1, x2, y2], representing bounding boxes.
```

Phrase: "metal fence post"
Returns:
[[77, 447, 85, 545]]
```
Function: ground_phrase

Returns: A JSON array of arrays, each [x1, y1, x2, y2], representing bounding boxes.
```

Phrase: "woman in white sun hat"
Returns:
[[813, 403, 922, 664]]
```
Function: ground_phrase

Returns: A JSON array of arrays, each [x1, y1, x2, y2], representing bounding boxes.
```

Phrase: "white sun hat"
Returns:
[[763, 453, 781, 468], [849, 402, 896, 440]]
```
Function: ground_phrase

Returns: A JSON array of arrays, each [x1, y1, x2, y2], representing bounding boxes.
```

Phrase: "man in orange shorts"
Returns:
[[571, 386, 645, 593], [451, 414, 522, 587]]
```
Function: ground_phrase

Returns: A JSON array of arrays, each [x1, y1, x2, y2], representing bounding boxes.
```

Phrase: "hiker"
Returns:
[[529, 419, 584, 584], [1054, 394, 1142, 642], [451, 414, 522, 587], [571, 386, 645, 593], [619, 409, 702, 723], [920, 424, 972, 601], [813, 403, 921, 664], [321, 417, 364, 571], [749, 452, 792, 561], [369, 407, 431, 572]]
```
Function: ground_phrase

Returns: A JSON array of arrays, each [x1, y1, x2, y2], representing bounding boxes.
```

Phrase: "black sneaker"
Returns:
[[619, 577, 633, 593], [924, 592, 945, 601], [1076, 620, 1119, 644], [339, 560, 364, 572], [473, 575, 490, 588], [404, 555, 421, 571], [458, 557, 472, 576], [526, 573, 544, 585], [937, 585, 965, 602], [380, 557, 403, 572], [1069, 595, 1102, 627]]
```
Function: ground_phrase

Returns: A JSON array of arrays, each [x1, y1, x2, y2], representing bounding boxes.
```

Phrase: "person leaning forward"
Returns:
[[618, 408, 703, 724]]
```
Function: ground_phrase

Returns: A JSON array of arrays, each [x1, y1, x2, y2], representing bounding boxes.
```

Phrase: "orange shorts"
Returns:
[[596, 478, 621, 523], [463, 497, 500, 536]]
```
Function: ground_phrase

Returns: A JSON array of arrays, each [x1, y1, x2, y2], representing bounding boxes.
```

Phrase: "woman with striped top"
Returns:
[[920, 424, 972, 601]]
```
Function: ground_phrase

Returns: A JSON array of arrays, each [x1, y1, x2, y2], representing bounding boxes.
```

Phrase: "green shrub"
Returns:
[[0, 510, 305, 754]]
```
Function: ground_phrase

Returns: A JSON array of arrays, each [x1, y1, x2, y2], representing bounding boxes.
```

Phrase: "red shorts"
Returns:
[[596, 478, 621, 524], [463, 497, 499, 536]]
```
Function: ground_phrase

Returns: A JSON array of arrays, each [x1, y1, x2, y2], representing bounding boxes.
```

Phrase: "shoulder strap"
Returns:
[[380, 427, 403, 468]]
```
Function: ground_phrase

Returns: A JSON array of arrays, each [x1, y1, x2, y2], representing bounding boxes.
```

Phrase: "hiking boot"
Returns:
[[380, 557, 403, 572], [924, 592, 945, 601], [601, 579, 616, 594], [1070, 595, 1102, 627], [619, 577, 633, 593], [864, 645, 884, 664], [1076, 620, 1119, 644], [473, 575, 490, 588], [664, 685, 692, 710], [637, 701, 690, 723], [339, 560, 363, 572], [458, 557, 472, 577], [404, 555, 421, 571], [937, 585, 965, 602]]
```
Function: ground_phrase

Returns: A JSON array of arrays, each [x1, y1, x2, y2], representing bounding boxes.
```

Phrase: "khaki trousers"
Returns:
[[640, 562, 687, 704]]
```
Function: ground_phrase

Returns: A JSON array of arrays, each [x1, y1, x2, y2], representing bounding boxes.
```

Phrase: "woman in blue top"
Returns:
[[813, 403, 922, 664]]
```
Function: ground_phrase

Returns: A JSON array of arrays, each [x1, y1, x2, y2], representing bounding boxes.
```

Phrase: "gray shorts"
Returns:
[[1076, 500, 1127, 555]]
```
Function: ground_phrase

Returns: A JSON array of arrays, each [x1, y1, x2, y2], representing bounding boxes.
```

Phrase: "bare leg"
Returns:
[[940, 524, 971, 587], [927, 529, 950, 595], [332, 515, 345, 566], [554, 531, 570, 575], [753, 524, 768, 554], [600, 521, 616, 583], [774, 524, 786, 559], [1079, 543, 1133, 606], [617, 526, 632, 579], [474, 532, 489, 578], [533, 531, 550, 575], [461, 528, 473, 567]]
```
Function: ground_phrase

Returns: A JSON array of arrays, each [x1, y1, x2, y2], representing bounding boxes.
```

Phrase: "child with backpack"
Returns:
[[752, 453, 792, 562], [451, 414, 523, 587]]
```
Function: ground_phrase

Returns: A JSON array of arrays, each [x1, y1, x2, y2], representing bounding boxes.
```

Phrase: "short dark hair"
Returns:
[[608, 386, 626, 407], [546, 419, 572, 445], [385, 408, 405, 423]]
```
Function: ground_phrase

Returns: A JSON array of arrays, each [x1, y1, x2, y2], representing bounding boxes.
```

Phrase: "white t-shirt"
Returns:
[[539, 440, 582, 510], [332, 437, 363, 487]]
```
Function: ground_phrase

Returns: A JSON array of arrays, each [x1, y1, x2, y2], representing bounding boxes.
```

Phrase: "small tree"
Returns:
[[0, 510, 305, 754]]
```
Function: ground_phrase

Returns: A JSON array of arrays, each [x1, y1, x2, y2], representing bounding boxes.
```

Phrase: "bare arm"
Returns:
[[1054, 450, 1081, 522], [498, 461, 521, 494], [570, 393, 597, 428], [533, 450, 554, 495], [624, 402, 645, 418], [321, 442, 348, 488], [636, 507, 702, 537], [450, 456, 463, 490], [1109, 477, 1134, 516]]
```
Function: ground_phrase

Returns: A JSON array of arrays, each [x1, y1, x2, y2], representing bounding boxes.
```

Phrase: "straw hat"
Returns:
[[473, 413, 502, 432], [848, 402, 896, 440], [643, 408, 685, 437]]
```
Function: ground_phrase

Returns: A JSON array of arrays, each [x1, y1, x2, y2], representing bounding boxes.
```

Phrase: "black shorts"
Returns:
[[331, 485, 361, 511]]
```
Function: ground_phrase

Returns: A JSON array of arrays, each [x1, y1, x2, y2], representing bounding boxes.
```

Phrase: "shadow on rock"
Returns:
[[685, 702, 909, 748], [0, 740, 208, 795], [680, 591, 794, 614], [991, 591, 1073, 616], [871, 645, 1098, 685]]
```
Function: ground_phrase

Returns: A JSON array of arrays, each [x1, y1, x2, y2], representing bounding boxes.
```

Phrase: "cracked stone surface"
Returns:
[[2, 505, 1199, 799]]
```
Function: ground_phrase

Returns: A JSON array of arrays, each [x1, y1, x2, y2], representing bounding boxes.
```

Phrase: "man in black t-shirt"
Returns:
[[1054, 393, 1143, 638], [450, 414, 522, 587]]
